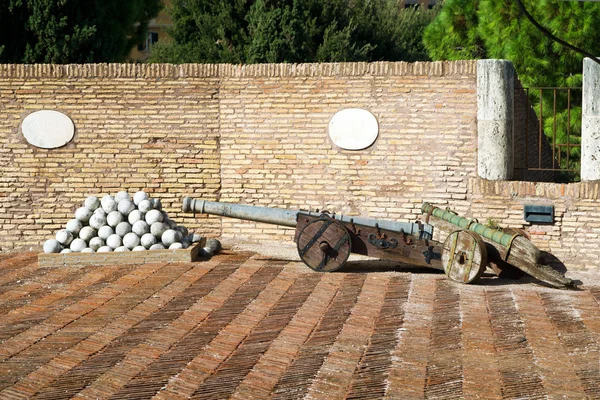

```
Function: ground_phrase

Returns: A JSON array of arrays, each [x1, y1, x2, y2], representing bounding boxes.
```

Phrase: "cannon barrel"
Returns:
[[183, 197, 431, 236], [422, 202, 575, 289]]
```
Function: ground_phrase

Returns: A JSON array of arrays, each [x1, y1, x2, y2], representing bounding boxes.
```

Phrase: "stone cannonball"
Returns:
[[201, 247, 214, 258], [79, 227, 97, 243], [70, 238, 87, 252], [138, 199, 153, 213], [84, 196, 101, 211], [75, 207, 92, 223], [123, 232, 140, 249], [150, 222, 168, 238], [107, 211, 125, 227], [161, 229, 182, 247], [89, 214, 107, 230], [55, 229, 73, 246], [101, 195, 117, 213], [206, 238, 222, 254], [98, 225, 114, 240], [106, 234, 122, 250], [169, 242, 183, 250], [141, 233, 157, 249], [181, 239, 191, 249], [65, 219, 82, 235], [114, 246, 130, 252], [132, 245, 146, 252], [94, 208, 107, 217], [60, 248, 73, 254], [174, 226, 189, 237], [188, 233, 203, 243], [116, 221, 132, 237], [97, 246, 112, 253], [117, 199, 135, 216], [149, 243, 166, 250], [133, 191, 149, 206], [151, 198, 162, 210], [132, 220, 149, 237], [89, 237, 105, 251], [115, 191, 130, 203], [145, 209, 164, 225], [128, 210, 145, 225], [43, 239, 62, 254], [81, 248, 94, 253]]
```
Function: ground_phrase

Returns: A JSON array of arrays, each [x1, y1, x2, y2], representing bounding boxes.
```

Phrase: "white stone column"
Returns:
[[477, 59, 514, 180], [581, 57, 600, 181]]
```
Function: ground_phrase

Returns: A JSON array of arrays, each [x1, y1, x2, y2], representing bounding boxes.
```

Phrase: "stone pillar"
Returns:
[[581, 57, 600, 181], [477, 59, 514, 180]]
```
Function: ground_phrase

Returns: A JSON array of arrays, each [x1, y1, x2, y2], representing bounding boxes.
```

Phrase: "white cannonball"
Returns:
[[75, 207, 92, 223], [65, 219, 82, 235], [94, 208, 106, 217], [146, 209, 164, 225], [181, 239, 191, 249], [169, 242, 183, 250], [132, 220, 149, 236], [70, 238, 87, 252], [56, 229, 73, 246], [149, 243, 166, 250], [89, 214, 107, 230], [141, 233, 157, 249], [97, 246, 112, 252], [81, 248, 94, 253], [161, 229, 182, 247], [174, 226, 189, 237], [101, 195, 117, 213], [115, 191, 130, 202], [188, 233, 203, 243], [98, 225, 114, 240], [133, 191, 149, 205], [133, 246, 146, 251], [89, 237, 105, 251], [114, 246, 130, 252], [107, 211, 125, 227], [43, 239, 62, 254], [138, 199, 153, 213], [128, 210, 145, 225], [150, 222, 168, 238], [60, 248, 72, 254], [116, 221, 132, 237], [106, 234, 122, 250], [118, 199, 135, 216], [79, 227, 97, 242], [84, 196, 100, 211], [123, 232, 140, 249], [206, 238, 222, 253], [151, 198, 162, 210]]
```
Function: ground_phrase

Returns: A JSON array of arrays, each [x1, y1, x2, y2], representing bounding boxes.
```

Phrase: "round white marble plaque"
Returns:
[[328, 108, 378, 150], [22, 110, 74, 149]]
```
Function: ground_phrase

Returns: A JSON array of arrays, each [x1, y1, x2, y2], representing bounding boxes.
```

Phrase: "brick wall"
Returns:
[[1, 61, 599, 271]]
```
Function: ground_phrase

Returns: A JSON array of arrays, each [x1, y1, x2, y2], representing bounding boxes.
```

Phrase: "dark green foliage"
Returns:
[[150, 0, 440, 64], [425, 0, 600, 179], [0, 0, 162, 63]]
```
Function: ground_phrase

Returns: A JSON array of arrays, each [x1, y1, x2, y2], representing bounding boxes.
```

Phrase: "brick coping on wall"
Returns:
[[0, 60, 477, 79], [470, 177, 600, 200]]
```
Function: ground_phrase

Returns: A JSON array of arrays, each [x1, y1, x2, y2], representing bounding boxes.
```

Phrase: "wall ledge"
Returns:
[[0, 60, 477, 79], [470, 177, 600, 200]]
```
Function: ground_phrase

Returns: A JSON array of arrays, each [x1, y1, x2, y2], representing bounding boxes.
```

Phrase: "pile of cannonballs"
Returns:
[[43, 190, 221, 258]]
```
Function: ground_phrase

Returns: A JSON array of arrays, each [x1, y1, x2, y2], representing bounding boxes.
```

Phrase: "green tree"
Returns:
[[150, 0, 439, 64], [0, 0, 162, 63]]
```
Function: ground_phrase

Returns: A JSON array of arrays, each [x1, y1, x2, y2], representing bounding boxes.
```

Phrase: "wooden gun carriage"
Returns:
[[182, 198, 574, 289]]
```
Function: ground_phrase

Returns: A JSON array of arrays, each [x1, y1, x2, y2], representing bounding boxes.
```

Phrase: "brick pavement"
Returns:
[[0, 251, 598, 399]]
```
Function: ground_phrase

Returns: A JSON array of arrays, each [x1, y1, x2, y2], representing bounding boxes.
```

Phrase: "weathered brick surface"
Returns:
[[0, 251, 598, 398]]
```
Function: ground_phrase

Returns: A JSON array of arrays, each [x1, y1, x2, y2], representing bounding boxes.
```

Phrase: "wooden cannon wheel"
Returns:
[[442, 230, 488, 283], [296, 217, 352, 272]]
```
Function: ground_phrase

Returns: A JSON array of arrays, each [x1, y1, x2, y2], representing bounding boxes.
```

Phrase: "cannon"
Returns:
[[182, 198, 575, 289]]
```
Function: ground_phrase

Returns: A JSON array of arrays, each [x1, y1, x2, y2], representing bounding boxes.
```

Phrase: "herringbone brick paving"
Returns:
[[0, 251, 598, 399]]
